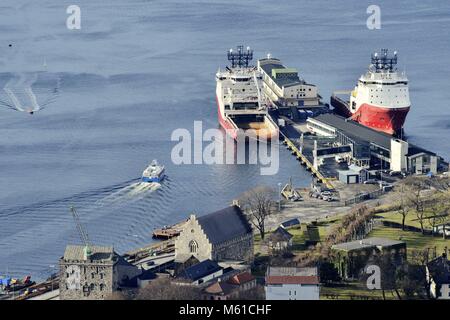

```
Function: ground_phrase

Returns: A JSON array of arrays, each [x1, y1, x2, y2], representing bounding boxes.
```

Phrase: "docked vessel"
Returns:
[[216, 45, 278, 140], [141, 160, 165, 183], [331, 49, 410, 135]]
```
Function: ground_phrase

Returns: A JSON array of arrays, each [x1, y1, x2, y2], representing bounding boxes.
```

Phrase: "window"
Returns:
[[189, 240, 198, 253]]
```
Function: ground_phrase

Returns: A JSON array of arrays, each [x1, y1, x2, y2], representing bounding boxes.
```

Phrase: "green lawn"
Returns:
[[320, 282, 401, 300], [376, 210, 442, 230], [376, 191, 450, 230], [368, 226, 450, 257], [254, 223, 329, 255]]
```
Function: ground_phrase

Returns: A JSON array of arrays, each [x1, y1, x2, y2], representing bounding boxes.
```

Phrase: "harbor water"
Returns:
[[0, 0, 449, 278]]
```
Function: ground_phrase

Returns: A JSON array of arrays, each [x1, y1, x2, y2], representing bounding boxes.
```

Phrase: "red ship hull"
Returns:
[[331, 96, 410, 135], [351, 103, 410, 135]]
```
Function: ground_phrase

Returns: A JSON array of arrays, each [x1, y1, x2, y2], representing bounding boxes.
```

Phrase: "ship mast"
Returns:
[[371, 48, 398, 72], [227, 45, 253, 68]]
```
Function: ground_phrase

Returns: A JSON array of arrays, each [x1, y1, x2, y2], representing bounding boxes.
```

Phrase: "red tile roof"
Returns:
[[266, 275, 319, 285], [203, 281, 236, 295], [228, 272, 255, 285]]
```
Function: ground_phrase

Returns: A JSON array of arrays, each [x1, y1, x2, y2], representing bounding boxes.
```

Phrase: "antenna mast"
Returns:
[[371, 49, 398, 72], [227, 45, 253, 68]]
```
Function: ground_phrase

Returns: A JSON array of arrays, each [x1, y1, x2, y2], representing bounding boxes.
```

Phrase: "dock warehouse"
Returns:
[[306, 113, 440, 174]]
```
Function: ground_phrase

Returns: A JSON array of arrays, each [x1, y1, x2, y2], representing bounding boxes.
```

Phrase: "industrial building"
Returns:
[[257, 57, 327, 121], [306, 113, 440, 175]]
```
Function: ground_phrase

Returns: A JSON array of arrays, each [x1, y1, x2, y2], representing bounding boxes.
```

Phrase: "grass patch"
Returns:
[[376, 210, 430, 229], [368, 226, 450, 257], [320, 282, 401, 300]]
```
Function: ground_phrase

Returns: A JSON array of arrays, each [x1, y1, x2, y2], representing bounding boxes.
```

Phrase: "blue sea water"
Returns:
[[0, 0, 449, 278]]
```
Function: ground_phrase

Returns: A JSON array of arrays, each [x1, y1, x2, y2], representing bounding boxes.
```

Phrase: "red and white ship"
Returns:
[[216, 45, 278, 141], [331, 49, 410, 135]]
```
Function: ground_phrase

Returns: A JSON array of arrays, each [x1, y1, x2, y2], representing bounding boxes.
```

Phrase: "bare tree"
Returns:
[[239, 186, 276, 240], [230, 284, 266, 300], [136, 277, 201, 300], [394, 184, 411, 230], [404, 177, 429, 234]]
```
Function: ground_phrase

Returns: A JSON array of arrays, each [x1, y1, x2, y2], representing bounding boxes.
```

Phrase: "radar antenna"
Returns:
[[371, 49, 398, 72], [227, 45, 253, 68]]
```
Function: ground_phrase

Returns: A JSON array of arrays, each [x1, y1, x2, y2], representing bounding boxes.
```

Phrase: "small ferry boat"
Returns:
[[142, 160, 165, 183]]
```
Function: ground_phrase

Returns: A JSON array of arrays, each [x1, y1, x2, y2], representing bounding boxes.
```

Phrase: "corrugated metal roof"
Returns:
[[197, 205, 252, 245], [266, 275, 319, 285], [267, 266, 317, 277], [312, 114, 392, 149], [266, 267, 319, 285]]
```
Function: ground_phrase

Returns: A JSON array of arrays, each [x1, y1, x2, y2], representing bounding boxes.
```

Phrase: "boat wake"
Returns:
[[95, 181, 161, 206]]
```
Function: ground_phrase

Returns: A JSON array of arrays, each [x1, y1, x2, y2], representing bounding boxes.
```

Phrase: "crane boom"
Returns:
[[70, 206, 90, 247]]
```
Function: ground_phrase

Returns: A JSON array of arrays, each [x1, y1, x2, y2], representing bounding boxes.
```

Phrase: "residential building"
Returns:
[[265, 267, 320, 300], [267, 227, 293, 254], [202, 272, 257, 300], [426, 255, 450, 299], [175, 205, 254, 263]]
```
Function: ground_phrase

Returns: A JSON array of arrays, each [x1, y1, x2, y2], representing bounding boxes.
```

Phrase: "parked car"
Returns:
[[363, 179, 378, 185], [379, 180, 390, 187], [389, 171, 406, 177]]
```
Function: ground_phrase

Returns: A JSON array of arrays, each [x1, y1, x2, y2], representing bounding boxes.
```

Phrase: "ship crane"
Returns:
[[70, 206, 92, 260]]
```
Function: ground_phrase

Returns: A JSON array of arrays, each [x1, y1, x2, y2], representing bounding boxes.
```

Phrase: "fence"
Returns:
[[342, 189, 384, 206]]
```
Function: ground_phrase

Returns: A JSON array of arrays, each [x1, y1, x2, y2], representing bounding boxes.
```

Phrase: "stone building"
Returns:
[[331, 237, 406, 279], [59, 245, 141, 300], [175, 205, 253, 263]]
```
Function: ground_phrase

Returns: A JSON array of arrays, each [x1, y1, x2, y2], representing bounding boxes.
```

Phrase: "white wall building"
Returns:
[[265, 267, 320, 300]]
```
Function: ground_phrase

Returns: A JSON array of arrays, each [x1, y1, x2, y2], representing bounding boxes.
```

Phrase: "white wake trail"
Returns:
[[95, 181, 161, 207]]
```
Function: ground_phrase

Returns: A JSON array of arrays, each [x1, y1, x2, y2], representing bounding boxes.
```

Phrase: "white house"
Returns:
[[265, 267, 320, 300]]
